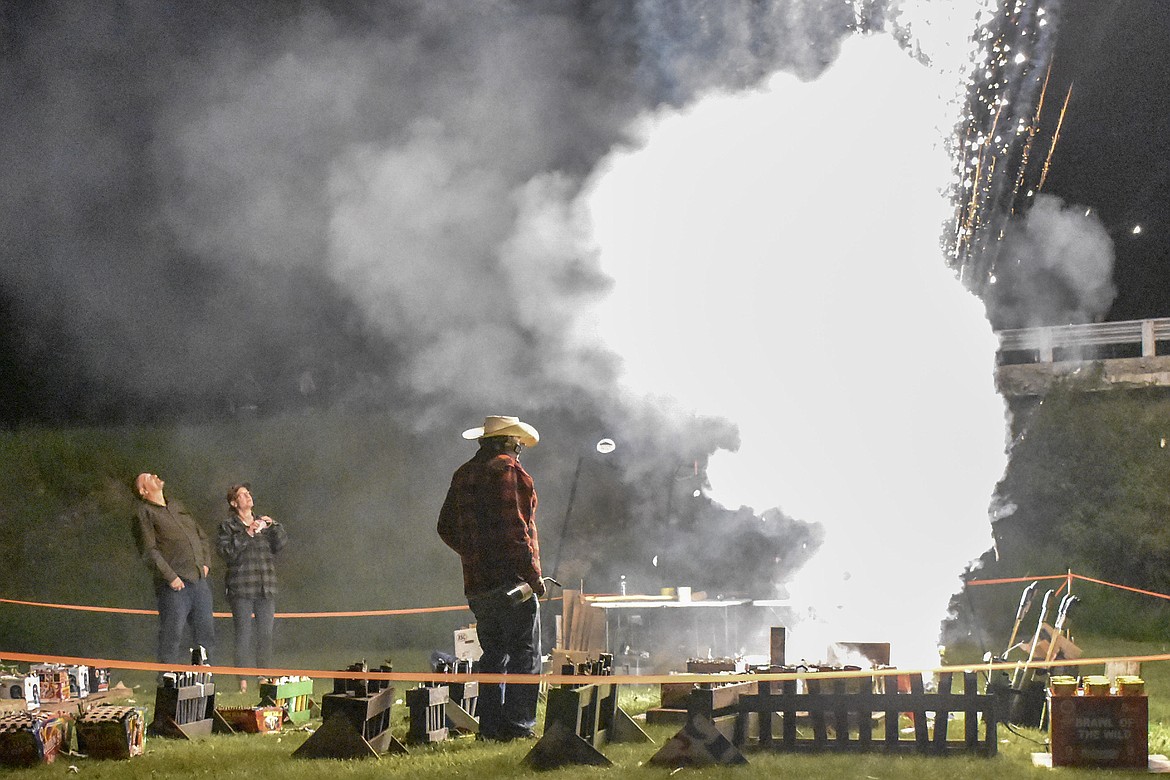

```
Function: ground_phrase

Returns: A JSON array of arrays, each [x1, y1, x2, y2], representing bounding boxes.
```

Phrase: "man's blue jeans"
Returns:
[[230, 596, 276, 671], [156, 577, 216, 666], [468, 591, 541, 739]]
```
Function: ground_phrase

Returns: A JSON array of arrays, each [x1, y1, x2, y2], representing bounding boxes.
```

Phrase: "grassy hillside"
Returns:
[[0, 411, 512, 663]]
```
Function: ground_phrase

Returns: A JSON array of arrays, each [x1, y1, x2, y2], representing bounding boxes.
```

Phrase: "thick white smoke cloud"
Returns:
[[5, 0, 1013, 665], [569, 32, 1008, 666], [986, 193, 1117, 329], [301, 5, 1010, 665]]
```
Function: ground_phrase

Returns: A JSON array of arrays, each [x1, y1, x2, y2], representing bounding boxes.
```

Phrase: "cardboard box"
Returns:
[[454, 627, 482, 662], [258, 678, 314, 725], [30, 665, 71, 703], [215, 706, 284, 734]]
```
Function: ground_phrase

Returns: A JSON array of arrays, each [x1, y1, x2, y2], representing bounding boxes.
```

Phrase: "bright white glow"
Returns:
[[1133, 225, 1143, 235], [579, 29, 1006, 668], [596, 438, 616, 454]]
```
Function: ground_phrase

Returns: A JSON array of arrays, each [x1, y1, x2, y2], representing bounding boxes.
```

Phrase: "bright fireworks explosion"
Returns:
[[560, 1, 1059, 667]]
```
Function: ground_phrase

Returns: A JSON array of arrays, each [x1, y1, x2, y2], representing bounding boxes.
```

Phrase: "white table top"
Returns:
[[586, 598, 752, 609]]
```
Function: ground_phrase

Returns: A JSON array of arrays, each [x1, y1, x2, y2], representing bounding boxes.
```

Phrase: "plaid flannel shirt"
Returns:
[[438, 447, 543, 597], [216, 516, 288, 601]]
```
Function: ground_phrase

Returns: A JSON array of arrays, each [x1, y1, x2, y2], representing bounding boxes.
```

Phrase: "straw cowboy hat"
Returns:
[[462, 415, 540, 447]]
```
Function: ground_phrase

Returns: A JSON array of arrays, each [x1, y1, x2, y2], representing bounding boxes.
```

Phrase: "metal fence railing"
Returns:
[[997, 318, 1170, 363]]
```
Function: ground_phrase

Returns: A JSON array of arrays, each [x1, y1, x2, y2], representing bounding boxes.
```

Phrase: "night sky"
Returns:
[[1, 0, 1166, 426], [1041, 0, 1170, 321]]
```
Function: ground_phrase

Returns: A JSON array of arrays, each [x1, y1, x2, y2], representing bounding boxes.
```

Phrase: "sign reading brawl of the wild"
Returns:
[[1050, 695, 1148, 768]]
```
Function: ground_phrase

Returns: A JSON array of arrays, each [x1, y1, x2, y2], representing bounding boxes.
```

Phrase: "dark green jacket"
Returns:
[[133, 498, 212, 584]]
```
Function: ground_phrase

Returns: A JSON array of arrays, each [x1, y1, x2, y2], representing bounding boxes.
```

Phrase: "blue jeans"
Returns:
[[468, 591, 541, 739], [230, 596, 276, 671], [155, 577, 216, 666]]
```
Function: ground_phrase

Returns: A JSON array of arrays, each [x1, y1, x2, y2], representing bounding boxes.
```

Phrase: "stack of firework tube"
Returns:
[[1049, 674, 1145, 697], [1048, 673, 1148, 768], [433, 658, 478, 731], [76, 706, 147, 759], [560, 652, 614, 676], [149, 647, 216, 739], [0, 711, 70, 767], [406, 683, 449, 743]]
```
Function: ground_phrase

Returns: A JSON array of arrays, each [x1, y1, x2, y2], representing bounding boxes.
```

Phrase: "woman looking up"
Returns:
[[217, 483, 288, 693]]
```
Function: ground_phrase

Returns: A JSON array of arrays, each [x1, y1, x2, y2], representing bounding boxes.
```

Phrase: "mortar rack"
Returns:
[[292, 660, 406, 760], [149, 647, 219, 739]]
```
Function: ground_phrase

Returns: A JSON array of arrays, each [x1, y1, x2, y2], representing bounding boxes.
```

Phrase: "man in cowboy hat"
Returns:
[[438, 415, 544, 741]]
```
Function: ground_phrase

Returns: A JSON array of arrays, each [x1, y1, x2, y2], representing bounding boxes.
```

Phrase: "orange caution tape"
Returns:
[[0, 598, 157, 615], [967, 574, 1067, 586], [0, 595, 560, 618], [968, 571, 1170, 603], [1071, 573, 1170, 602], [2, 649, 1168, 688]]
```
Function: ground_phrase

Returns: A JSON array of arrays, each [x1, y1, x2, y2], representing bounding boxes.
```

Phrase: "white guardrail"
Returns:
[[997, 318, 1170, 363]]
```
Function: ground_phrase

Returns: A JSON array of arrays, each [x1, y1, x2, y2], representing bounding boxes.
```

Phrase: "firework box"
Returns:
[[0, 712, 70, 767], [1049, 693, 1147, 768], [30, 664, 71, 703], [88, 667, 110, 693], [67, 665, 90, 698], [0, 674, 41, 710], [215, 706, 284, 734], [76, 706, 146, 759], [454, 626, 482, 662], [259, 678, 314, 724]]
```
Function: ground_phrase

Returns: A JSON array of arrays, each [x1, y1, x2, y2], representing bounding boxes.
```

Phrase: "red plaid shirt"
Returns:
[[438, 447, 543, 597]]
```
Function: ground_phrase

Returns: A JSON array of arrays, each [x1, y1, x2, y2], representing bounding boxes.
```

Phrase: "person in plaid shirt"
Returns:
[[216, 483, 288, 693], [438, 415, 544, 740]]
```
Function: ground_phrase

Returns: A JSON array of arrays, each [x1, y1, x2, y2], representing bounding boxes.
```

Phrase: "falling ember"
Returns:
[[1009, 62, 1053, 214], [1036, 83, 1073, 193], [951, 0, 1063, 293]]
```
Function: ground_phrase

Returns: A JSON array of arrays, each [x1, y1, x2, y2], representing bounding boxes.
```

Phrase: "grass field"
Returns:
[[5, 634, 1168, 778]]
